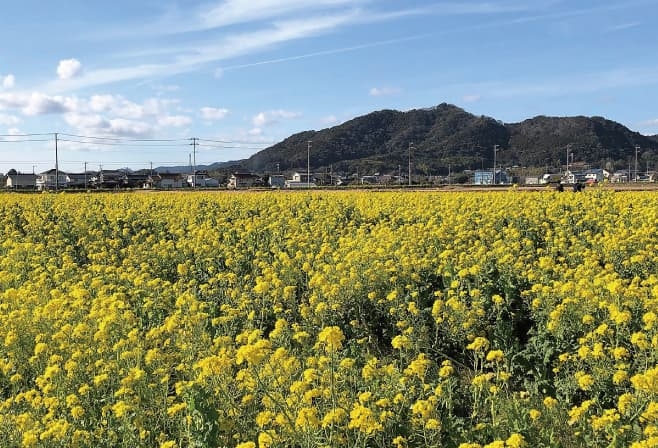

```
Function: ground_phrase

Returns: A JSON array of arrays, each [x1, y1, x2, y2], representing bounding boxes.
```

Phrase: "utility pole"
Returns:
[[566, 144, 573, 182], [190, 137, 198, 188], [398, 165, 401, 185], [55, 133, 59, 191], [408, 142, 413, 186], [493, 144, 499, 185], [84, 161, 87, 190], [306, 141, 311, 188], [635, 145, 640, 182]]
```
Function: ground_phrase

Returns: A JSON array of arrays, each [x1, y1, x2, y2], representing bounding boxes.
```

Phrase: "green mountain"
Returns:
[[242, 104, 658, 175]]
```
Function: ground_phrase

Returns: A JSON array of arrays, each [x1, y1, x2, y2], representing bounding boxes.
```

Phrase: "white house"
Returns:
[[291, 172, 315, 183], [285, 171, 317, 188], [36, 169, 69, 190], [186, 171, 219, 188], [227, 172, 260, 189]]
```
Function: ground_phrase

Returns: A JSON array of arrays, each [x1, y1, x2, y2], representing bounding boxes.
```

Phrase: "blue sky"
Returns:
[[0, 0, 657, 173]]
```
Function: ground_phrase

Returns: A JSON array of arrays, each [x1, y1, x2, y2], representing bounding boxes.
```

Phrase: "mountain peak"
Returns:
[[241, 105, 658, 175]]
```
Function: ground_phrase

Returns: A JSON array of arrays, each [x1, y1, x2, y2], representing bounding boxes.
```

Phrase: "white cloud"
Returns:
[[252, 109, 301, 127], [64, 112, 153, 138], [64, 112, 107, 130], [199, 0, 361, 30], [248, 127, 263, 136], [369, 87, 401, 97], [22, 93, 76, 116], [57, 58, 83, 80], [0, 90, 185, 139], [462, 94, 481, 103], [2, 74, 15, 89], [151, 83, 180, 93], [641, 119, 658, 127], [606, 21, 641, 32], [200, 106, 230, 121], [320, 114, 339, 126], [158, 115, 192, 127], [89, 94, 117, 113], [43, 10, 367, 92], [106, 118, 153, 138], [0, 92, 73, 115], [0, 114, 20, 126], [1, 127, 24, 142]]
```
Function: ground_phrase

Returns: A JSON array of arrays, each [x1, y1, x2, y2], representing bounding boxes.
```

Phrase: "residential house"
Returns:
[[612, 171, 629, 183], [563, 170, 587, 185], [150, 173, 184, 189], [268, 174, 285, 189], [360, 175, 379, 185], [227, 172, 260, 189], [91, 170, 127, 188], [6, 171, 37, 189], [291, 172, 314, 183], [285, 171, 317, 188], [36, 169, 69, 190], [186, 170, 219, 188], [124, 172, 150, 188], [67, 172, 91, 189], [583, 169, 610, 184], [473, 169, 508, 185]]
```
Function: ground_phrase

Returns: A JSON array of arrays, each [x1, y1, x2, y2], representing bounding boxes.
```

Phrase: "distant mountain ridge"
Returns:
[[154, 160, 243, 174], [239, 104, 658, 175]]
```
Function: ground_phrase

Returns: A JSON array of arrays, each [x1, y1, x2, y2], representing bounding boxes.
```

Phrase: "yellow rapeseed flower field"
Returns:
[[1, 189, 658, 447]]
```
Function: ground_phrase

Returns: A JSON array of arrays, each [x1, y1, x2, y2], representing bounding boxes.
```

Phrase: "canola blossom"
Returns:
[[0, 189, 658, 447]]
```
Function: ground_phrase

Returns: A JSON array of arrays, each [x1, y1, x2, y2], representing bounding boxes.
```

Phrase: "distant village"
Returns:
[[2, 163, 655, 190]]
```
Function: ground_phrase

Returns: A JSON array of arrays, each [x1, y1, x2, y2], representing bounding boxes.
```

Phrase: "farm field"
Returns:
[[1, 190, 658, 447]]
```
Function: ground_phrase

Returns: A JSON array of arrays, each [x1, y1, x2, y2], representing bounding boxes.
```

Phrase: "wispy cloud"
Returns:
[[36, 0, 629, 97], [253, 110, 301, 127], [606, 21, 641, 32], [221, 34, 428, 71], [369, 87, 401, 97], [0, 113, 20, 126], [505, 1, 649, 26], [321, 115, 340, 126], [2, 74, 15, 89], [439, 65, 658, 100], [428, 1, 535, 15], [200, 107, 230, 121], [641, 118, 658, 127], [45, 11, 362, 93], [462, 94, 481, 103], [199, 0, 364, 30]]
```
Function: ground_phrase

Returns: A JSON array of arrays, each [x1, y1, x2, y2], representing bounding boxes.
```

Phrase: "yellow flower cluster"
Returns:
[[1, 189, 658, 446]]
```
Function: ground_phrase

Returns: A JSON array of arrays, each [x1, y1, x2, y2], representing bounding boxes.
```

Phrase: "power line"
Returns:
[[58, 133, 187, 143], [197, 143, 269, 150], [57, 138, 186, 147], [0, 133, 52, 137], [197, 137, 274, 145], [0, 139, 52, 143]]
